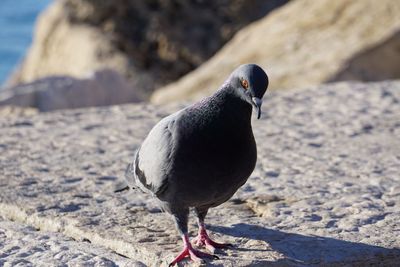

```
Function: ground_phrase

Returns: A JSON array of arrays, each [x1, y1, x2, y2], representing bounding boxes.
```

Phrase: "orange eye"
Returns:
[[240, 79, 249, 90]]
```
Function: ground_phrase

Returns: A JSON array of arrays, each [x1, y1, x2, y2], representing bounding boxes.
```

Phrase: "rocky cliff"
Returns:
[[8, 0, 288, 99], [152, 0, 400, 104], [4, 0, 400, 111], [1, 81, 399, 266]]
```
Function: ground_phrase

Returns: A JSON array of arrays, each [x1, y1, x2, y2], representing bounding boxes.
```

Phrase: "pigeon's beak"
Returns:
[[251, 97, 262, 119]]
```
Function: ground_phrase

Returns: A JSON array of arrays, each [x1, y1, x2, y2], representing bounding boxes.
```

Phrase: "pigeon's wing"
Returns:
[[125, 113, 179, 197]]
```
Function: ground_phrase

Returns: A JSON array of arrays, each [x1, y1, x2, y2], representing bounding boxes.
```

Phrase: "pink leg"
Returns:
[[192, 223, 232, 254], [168, 234, 218, 267]]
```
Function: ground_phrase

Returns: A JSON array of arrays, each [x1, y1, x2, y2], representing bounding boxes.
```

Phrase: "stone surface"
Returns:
[[0, 216, 137, 266], [0, 81, 400, 266], [0, 69, 140, 111], [7, 0, 288, 99], [0, 106, 38, 117], [151, 0, 400, 104]]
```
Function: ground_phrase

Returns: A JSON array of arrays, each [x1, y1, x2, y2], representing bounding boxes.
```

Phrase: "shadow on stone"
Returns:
[[210, 223, 400, 266]]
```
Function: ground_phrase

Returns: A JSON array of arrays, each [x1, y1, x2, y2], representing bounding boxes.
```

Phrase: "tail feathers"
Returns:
[[122, 148, 145, 193], [113, 163, 136, 194], [125, 162, 141, 191], [125, 162, 136, 185]]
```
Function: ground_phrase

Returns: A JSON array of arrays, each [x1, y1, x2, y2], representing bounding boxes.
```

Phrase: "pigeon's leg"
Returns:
[[169, 209, 218, 267], [193, 208, 232, 254]]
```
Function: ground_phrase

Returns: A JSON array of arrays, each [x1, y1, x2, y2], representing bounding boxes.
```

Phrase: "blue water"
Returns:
[[0, 0, 52, 86]]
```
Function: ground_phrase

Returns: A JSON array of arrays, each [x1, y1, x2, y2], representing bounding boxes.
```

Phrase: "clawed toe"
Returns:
[[193, 228, 232, 254], [169, 247, 217, 266], [169, 237, 219, 266], [168, 229, 230, 266]]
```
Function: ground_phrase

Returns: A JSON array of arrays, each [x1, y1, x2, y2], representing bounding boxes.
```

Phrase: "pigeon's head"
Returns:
[[229, 64, 269, 119]]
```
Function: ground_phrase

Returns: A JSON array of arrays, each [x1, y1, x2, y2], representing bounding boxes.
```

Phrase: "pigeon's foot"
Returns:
[[193, 225, 232, 254], [168, 234, 218, 267]]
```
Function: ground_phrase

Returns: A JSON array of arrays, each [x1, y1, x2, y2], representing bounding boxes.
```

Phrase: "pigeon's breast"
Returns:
[[170, 110, 257, 207]]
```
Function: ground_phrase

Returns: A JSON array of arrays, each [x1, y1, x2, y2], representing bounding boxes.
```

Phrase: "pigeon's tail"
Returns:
[[113, 162, 137, 193], [114, 161, 137, 194], [124, 148, 141, 189], [124, 161, 137, 187], [125, 162, 135, 182]]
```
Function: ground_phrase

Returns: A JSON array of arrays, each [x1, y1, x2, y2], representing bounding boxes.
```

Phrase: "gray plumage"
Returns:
[[125, 64, 268, 265]]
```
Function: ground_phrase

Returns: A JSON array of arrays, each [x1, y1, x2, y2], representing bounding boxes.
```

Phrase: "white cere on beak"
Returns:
[[252, 97, 262, 108]]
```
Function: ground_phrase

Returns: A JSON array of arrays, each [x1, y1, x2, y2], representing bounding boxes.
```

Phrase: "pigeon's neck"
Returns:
[[212, 85, 253, 122]]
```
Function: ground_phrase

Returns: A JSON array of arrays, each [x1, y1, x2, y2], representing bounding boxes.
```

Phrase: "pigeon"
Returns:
[[125, 64, 268, 266]]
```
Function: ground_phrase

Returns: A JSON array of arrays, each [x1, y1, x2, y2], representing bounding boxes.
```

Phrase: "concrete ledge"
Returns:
[[0, 81, 399, 266]]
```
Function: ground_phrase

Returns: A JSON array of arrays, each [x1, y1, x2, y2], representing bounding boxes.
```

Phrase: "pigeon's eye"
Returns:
[[240, 79, 249, 90]]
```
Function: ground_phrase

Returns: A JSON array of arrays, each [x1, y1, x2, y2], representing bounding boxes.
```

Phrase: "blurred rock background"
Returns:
[[2, 0, 288, 108], [0, 0, 399, 109]]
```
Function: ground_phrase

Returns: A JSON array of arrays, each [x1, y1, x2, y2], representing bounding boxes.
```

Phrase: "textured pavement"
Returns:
[[0, 81, 399, 266]]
